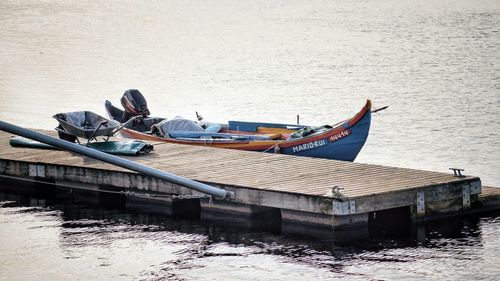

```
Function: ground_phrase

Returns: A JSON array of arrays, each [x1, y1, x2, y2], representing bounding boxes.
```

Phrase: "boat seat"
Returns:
[[168, 131, 272, 140], [228, 120, 303, 132]]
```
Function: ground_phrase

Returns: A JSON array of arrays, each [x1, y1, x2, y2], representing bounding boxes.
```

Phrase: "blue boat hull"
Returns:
[[106, 98, 373, 162], [278, 102, 371, 161]]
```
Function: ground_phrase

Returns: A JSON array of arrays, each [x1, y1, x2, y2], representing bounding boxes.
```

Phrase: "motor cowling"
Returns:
[[120, 89, 150, 117]]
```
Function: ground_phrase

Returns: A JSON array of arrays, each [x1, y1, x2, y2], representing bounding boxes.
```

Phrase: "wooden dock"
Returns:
[[0, 129, 498, 228]]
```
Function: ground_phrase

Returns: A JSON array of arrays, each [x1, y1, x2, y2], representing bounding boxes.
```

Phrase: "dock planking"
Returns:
[[0, 129, 493, 228]]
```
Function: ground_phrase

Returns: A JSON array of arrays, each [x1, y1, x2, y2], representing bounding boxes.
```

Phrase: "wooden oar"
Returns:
[[372, 105, 388, 113], [327, 105, 388, 128]]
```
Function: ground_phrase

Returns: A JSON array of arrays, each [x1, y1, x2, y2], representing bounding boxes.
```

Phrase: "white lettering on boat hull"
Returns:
[[328, 129, 351, 143], [291, 139, 327, 153], [290, 129, 351, 153]]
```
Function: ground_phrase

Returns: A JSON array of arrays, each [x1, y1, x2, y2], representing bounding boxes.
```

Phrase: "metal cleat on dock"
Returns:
[[326, 186, 346, 199], [449, 168, 465, 177]]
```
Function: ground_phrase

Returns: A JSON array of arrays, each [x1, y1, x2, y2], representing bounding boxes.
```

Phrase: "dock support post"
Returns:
[[462, 184, 471, 210], [415, 190, 425, 220], [28, 164, 46, 178]]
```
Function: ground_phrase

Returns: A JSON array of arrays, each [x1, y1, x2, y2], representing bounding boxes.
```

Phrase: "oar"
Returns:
[[372, 105, 388, 113], [111, 115, 142, 135], [327, 105, 389, 128]]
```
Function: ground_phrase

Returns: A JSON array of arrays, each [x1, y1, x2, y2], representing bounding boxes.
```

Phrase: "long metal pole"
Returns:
[[0, 120, 230, 199]]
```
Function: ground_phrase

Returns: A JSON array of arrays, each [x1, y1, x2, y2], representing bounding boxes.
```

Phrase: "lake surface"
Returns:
[[1, 0, 500, 280], [1, 190, 500, 281]]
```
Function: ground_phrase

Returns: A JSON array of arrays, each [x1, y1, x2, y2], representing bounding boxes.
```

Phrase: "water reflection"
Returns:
[[1, 189, 496, 280]]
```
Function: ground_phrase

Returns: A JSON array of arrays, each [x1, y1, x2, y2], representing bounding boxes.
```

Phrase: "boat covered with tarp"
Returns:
[[103, 89, 372, 161]]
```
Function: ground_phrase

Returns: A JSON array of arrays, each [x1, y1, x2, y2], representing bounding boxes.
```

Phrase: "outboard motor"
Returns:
[[120, 89, 150, 121]]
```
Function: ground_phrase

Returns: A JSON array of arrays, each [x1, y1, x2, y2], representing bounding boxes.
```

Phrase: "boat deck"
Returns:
[[0, 129, 495, 228]]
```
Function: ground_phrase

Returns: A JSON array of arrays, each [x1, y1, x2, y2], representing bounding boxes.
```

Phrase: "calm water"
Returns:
[[1, 0, 500, 280], [1, 190, 500, 281]]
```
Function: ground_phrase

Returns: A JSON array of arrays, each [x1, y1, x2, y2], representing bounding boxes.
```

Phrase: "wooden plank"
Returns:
[[0, 130, 482, 201], [480, 186, 500, 197]]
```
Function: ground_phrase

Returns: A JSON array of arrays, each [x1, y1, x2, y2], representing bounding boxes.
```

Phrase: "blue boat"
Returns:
[[105, 93, 372, 161]]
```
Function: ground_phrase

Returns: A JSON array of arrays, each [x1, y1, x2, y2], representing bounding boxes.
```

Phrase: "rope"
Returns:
[[202, 138, 214, 146], [329, 186, 352, 230], [262, 138, 290, 153], [0, 174, 212, 200]]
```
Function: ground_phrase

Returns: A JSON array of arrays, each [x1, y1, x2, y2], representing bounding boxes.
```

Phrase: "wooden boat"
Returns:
[[105, 99, 372, 161]]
